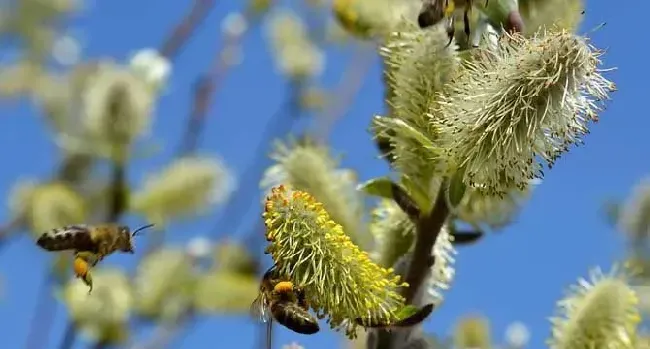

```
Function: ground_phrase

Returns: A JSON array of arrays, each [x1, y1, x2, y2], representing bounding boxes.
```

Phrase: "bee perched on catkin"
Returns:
[[36, 223, 155, 261]]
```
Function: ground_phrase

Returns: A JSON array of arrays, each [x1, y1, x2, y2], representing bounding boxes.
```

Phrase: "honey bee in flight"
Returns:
[[250, 265, 320, 336], [418, 0, 489, 47], [36, 223, 155, 261]]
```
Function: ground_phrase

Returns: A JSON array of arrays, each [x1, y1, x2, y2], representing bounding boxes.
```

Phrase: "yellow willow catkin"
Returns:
[[263, 185, 407, 338]]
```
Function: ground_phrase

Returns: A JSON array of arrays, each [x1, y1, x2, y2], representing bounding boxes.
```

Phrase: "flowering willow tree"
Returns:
[[0, 0, 643, 348]]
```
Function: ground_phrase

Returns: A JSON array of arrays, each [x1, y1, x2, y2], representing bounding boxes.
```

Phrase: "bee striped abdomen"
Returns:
[[271, 302, 320, 334], [36, 225, 98, 253]]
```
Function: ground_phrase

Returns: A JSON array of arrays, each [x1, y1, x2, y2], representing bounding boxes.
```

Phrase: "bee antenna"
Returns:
[[132, 223, 155, 237]]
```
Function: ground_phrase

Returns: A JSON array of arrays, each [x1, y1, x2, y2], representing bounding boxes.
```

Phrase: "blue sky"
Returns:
[[0, 0, 647, 348]]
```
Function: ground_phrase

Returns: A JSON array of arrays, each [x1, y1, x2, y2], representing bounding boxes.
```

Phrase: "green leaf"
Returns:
[[447, 168, 467, 209], [357, 177, 395, 200], [357, 177, 422, 220], [355, 303, 434, 328], [401, 175, 432, 212], [395, 304, 420, 319], [379, 118, 441, 156], [394, 303, 434, 326]]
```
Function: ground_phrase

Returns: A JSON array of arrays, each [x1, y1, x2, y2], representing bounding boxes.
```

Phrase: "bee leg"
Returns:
[[295, 286, 309, 310], [463, 6, 471, 40], [445, 17, 455, 47], [73, 255, 94, 294], [82, 272, 93, 294]]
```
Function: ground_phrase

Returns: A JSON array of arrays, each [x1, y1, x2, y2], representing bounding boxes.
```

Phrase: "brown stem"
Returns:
[[159, 0, 216, 60], [402, 182, 449, 303], [374, 182, 450, 349]]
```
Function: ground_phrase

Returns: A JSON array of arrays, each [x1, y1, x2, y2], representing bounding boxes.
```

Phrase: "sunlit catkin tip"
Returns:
[[263, 185, 407, 337], [261, 139, 366, 246], [130, 156, 236, 225], [129, 48, 171, 92], [436, 28, 615, 196], [548, 267, 639, 349]]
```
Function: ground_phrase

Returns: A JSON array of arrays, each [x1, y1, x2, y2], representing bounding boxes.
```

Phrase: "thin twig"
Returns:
[[127, 309, 194, 349], [24, 273, 57, 349], [57, 323, 77, 349], [91, 341, 108, 349], [313, 44, 376, 143], [209, 84, 302, 238], [159, 0, 216, 60], [0, 216, 23, 250], [177, 13, 258, 156]]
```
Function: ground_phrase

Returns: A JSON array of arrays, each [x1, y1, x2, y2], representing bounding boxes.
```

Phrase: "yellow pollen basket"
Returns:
[[444, 0, 456, 16], [274, 281, 294, 293]]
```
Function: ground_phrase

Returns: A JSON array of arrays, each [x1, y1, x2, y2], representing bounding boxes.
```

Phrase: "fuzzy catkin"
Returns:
[[435, 28, 615, 196]]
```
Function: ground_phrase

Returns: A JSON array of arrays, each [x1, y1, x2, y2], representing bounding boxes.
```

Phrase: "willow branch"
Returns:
[[176, 14, 257, 156], [127, 308, 195, 349], [24, 272, 57, 349], [312, 44, 375, 143], [56, 324, 76, 349], [0, 217, 22, 250], [374, 182, 450, 349], [209, 84, 302, 238], [159, 0, 216, 60], [403, 183, 449, 303]]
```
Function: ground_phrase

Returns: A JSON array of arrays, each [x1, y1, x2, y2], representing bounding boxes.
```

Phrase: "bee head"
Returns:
[[118, 223, 155, 253]]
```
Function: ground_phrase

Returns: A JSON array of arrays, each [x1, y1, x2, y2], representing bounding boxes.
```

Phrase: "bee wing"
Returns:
[[250, 294, 272, 323], [36, 225, 97, 252]]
